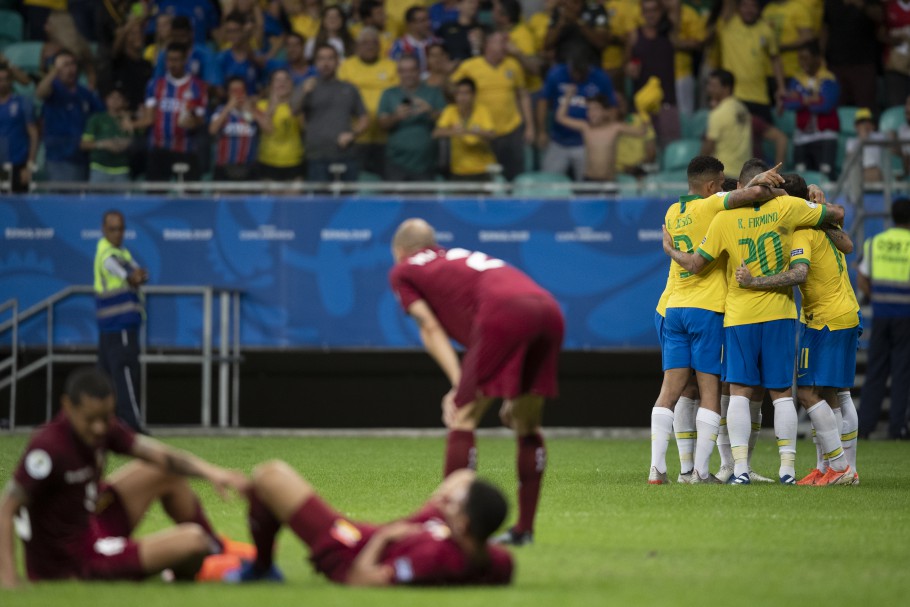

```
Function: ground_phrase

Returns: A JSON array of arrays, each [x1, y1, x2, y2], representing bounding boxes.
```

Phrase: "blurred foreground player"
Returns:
[[0, 368, 249, 589], [389, 219, 565, 545], [231, 463, 513, 585]]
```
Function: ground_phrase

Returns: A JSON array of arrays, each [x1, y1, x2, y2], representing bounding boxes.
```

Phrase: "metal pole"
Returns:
[[201, 288, 212, 427], [46, 304, 53, 422], [10, 300, 17, 430], [218, 291, 229, 428], [231, 290, 240, 427]]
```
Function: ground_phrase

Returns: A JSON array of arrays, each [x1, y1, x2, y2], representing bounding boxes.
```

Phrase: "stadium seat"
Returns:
[[774, 110, 796, 136], [661, 138, 701, 172], [644, 170, 687, 197], [2, 41, 43, 76], [513, 171, 573, 198], [616, 173, 641, 195], [681, 109, 709, 139], [800, 170, 827, 188], [879, 105, 906, 134], [838, 106, 859, 136], [0, 9, 23, 49]]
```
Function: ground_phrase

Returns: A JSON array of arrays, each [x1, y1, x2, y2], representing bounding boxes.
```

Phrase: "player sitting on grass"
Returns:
[[0, 368, 249, 589], [228, 462, 513, 585], [554, 84, 648, 182]]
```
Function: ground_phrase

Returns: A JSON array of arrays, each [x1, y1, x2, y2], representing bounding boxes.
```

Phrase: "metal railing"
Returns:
[[0, 285, 242, 430]]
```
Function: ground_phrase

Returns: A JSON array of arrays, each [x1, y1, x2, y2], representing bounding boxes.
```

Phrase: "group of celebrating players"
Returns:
[[652, 155, 861, 487], [0, 155, 866, 591]]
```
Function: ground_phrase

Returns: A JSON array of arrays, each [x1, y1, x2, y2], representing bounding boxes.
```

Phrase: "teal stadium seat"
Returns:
[[774, 110, 796, 136], [356, 171, 383, 195], [879, 105, 906, 134], [799, 170, 827, 188], [513, 171, 573, 198], [681, 109, 709, 139], [661, 138, 702, 172], [2, 41, 43, 76], [645, 170, 688, 197], [0, 9, 23, 49], [838, 106, 859, 136]]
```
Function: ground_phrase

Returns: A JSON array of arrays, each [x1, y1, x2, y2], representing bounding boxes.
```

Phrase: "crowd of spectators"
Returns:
[[0, 0, 909, 191]]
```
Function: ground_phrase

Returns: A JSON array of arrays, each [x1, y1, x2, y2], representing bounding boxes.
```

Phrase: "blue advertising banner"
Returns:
[[0, 195, 867, 350]]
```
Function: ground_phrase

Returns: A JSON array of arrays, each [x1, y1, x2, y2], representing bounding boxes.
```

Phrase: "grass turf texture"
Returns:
[[1, 435, 909, 606]]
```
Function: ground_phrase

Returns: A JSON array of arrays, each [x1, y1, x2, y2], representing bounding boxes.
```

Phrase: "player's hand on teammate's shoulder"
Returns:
[[735, 261, 754, 287], [807, 184, 827, 205]]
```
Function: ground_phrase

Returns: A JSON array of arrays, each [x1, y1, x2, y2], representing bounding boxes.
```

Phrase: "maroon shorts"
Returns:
[[455, 293, 565, 406], [81, 484, 144, 580], [293, 495, 377, 583]]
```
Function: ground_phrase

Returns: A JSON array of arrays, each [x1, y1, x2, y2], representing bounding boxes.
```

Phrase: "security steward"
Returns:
[[94, 210, 148, 432], [857, 198, 910, 439]]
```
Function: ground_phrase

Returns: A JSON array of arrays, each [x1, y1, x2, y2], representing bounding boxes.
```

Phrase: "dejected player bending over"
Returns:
[[229, 463, 513, 585], [388, 218, 565, 546], [0, 368, 249, 589]]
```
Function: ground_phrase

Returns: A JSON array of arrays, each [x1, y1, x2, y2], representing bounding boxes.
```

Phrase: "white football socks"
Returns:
[[694, 408, 721, 478], [674, 397, 698, 474], [650, 407, 675, 474], [838, 391, 859, 472], [806, 400, 846, 471], [772, 397, 798, 479], [728, 395, 752, 477], [717, 394, 733, 468], [748, 400, 762, 467]]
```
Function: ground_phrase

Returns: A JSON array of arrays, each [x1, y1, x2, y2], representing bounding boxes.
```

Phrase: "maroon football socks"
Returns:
[[248, 490, 281, 572], [444, 429, 477, 477], [515, 432, 546, 534]]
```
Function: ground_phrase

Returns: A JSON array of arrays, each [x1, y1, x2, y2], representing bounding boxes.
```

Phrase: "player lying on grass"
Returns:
[[734, 173, 859, 486], [229, 462, 513, 585], [0, 367, 249, 589]]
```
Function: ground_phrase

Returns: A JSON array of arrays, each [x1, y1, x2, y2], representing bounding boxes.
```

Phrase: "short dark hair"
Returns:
[[464, 480, 508, 543], [225, 75, 247, 89], [165, 42, 189, 57], [224, 11, 248, 27], [892, 197, 910, 225], [738, 158, 768, 185], [709, 69, 735, 91], [171, 15, 193, 32], [286, 32, 304, 45], [781, 173, 808, 199], [65, 368, 114, 406], [499, 0, 522, 24], [427, 42, 448, 56], [455, 77, 476, 94], [102, 209, 124, 225], [687, 155, 725, 183], [314, 43, 338, 58], [800, 39, 822, 57], [360, 0, 380, 21], [587, 94, 613, 109], [405, 6, 426, 23], [722, 177, 738, 191]]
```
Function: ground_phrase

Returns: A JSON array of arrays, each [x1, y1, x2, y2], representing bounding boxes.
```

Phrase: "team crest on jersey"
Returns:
[[25, 449, 52, 480], [804, 200, 818, 208], [330, 519, 362, 547], [424, 518, 451, 540]]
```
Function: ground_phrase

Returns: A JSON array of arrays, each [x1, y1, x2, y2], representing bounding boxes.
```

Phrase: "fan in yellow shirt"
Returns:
[[761, 0, 816, 79], [338, 27, 400, 144], [492, 0, 543, 93], [433, 78, 497, 178]]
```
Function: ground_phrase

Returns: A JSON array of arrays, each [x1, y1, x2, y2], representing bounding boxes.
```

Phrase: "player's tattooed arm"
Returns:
[[662, 226, 708, 274], [131, 436, 249, 497], [823, 226, 854, 254], [735, 262, 808, 289], [0, 481, 27, 589], [724, 184, 787, 209]]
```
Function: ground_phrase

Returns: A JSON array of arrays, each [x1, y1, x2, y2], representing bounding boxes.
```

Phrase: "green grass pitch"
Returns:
[[1, 434, 909, 607]]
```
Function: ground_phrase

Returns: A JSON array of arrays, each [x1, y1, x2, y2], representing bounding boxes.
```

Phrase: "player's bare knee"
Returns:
[[178, 523, 211, 556], [252, 459, 291, 486]]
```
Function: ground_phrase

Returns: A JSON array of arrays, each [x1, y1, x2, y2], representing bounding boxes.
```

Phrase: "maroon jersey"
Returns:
[[382, 504, 513, 585], [12, 412, 135, 580], [389, 247, 551, 346]]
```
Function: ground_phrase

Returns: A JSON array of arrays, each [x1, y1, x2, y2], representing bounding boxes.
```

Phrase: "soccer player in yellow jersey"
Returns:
[[663, 166, 845, 485], [649, 156, 785, 484], [735, 175, 859, 486]]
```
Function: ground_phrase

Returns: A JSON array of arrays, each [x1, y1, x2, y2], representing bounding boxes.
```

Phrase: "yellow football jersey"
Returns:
[[338, 57, 400, 143], [656, 271, 672, 317], [437, 104, 497, 176], [762, 0, 814, 78], [665, 192, 730, 313], [790, 229, 860, 329], [450, 57, 526, 136], [716, 15, 778, 105], [697, 195, 827, 327]]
